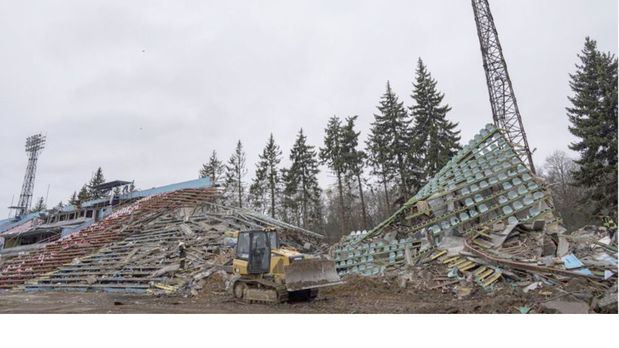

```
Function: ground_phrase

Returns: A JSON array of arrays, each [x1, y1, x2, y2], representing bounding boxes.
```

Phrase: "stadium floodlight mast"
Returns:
[[9, 133, 46, 217]]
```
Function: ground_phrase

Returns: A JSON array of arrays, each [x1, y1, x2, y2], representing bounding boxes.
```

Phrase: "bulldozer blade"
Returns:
[[285, 258, 343, 291]]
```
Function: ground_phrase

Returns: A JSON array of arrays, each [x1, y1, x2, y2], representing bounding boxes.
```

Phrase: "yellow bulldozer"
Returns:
[[229, 229, 342, 303]]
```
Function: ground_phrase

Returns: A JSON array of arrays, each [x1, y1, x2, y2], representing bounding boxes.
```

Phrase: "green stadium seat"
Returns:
[[488, 176, 498, 185], [459, 212, 470, 221], [528, 207, 541, 218], [523, 195, 534, 206], [450, 216, 460, 226], [508, 190, 518, 200], [498, 195, 508, 204], [507, 216, 519, 225], [513, 200, 524, 210]]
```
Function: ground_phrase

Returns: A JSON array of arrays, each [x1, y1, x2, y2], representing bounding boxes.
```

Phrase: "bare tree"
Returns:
[[543, 151, 593, 229]]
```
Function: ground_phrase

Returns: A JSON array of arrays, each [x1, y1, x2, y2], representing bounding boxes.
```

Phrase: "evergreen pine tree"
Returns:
[[250, 134, 282, 218], [87, 167, 106, 198], [200, 150, 224, 185], [77, 184, 90, 204], [410, 58, 461, 184], [567, 37, 618, 217], [249, 165, 268, 214], [224, 140, 247, 208], [366, 117, 393, 213], [369, 81, 413, 199], [31, 196, 46, 212], [341, 115, 369, 229], [281, 167, 299, 225], [285, 129, 322, 229], [69, 191, 78, 206], [319, 116, 348, 234]]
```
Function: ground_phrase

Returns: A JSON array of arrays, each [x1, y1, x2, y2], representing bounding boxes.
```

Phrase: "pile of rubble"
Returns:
[[332, 124, 617, 313], [19, 202, 324, 296], [0, 188, 219, 289], [334, 220, 617, 314]]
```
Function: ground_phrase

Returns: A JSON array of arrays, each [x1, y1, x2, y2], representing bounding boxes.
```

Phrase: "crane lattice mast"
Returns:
[[471, 0, 536, 173]]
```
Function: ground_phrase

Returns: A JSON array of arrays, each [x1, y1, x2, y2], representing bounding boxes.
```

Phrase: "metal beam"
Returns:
[[471, 0, 536, 173]]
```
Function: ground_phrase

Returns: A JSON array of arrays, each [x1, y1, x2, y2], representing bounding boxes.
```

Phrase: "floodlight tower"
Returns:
[[471, 0, 536, 173], [10, 134, 46, 217]]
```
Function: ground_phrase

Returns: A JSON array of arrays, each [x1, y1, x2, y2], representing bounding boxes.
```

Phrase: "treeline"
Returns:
[[202, 59, 461, 241], [67, 167, 135, 206], [38, 39, 615, 237], [30, 167, 110, 214], [205, 38, 618, 237]]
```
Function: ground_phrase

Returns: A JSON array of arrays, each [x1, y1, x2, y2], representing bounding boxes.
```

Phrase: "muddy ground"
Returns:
[[0, 274, 600, 314]]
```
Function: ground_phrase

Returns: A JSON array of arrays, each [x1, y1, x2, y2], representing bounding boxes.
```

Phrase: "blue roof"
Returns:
[[58, 177, 212, 213], [119, 177, 211, 200], [0, 212, 41, 233]]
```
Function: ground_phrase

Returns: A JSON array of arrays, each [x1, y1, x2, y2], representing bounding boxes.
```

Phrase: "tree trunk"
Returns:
[[356, 173, 368, 230], [237, 167, 242, 208], [270, 179, 276, 219], [381, 164, 391, 213], [336, 171, 346, 236], [396, 153, 408, 198], [237, 184, 242, 208], [302, 176, 307, 228]]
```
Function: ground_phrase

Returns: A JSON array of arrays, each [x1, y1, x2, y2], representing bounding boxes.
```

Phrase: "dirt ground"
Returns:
[[0, 274, 592, 314]]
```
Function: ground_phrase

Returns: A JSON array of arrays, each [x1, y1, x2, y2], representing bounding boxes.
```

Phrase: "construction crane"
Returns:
[[471, 0, 536, 173]]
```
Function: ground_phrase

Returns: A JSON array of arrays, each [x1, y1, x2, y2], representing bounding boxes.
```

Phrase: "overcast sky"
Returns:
[[0, 0, 616, 217]]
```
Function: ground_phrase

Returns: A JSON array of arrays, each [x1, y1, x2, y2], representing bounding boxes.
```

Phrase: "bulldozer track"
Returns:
[[232, 277, 289, 304]]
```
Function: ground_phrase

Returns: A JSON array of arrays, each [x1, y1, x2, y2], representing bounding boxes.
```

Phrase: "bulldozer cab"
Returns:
[[236, 230, 278, 274]]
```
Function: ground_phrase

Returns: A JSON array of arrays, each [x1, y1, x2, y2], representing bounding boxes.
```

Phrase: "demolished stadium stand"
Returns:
[[0, 177, 325, 293], [334, 124, 554, 275], [332, 124, 616, 300]]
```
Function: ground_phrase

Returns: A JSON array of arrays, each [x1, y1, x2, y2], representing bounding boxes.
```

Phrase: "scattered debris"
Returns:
[[542, 300, 590, 314], [523, 282, 542, 294], [328, 125, 617, 314], [562, 254, 585, 269], [0, 125, 615, 314]]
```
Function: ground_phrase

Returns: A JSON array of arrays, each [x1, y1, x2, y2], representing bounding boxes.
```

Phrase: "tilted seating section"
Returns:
[[23, 214, 217, 293], [0, 188, 217, 289], [403, 124, 551, 239], [334, 237, 425, 276]]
